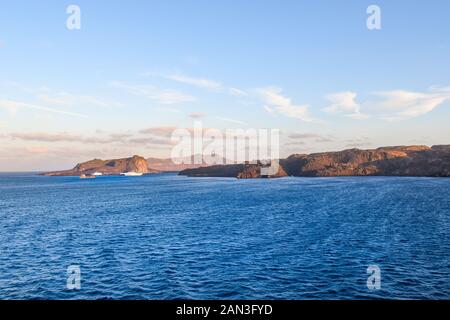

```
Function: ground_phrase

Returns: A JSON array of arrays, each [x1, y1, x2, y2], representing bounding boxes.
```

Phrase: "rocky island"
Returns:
[[43, 155, 156, 176], [179, 145, 450, 178]]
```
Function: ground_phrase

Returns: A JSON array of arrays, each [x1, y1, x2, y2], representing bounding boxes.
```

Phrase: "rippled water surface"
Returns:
[[0, 173, 449, 299]]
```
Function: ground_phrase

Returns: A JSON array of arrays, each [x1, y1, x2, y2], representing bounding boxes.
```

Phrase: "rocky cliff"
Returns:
[[179, 145, 450, 178], [44, 155, 156, 176]]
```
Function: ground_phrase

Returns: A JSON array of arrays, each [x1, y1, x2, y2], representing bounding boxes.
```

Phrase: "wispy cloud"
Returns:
[[11, 132, 84, 142], [9, 130, 176, 146], [263, 105, 276, 116], [324, 91, 369, 120], [139, 126, 179, 137], [214, 116, 248, 125], [37, 92, 123, 108], [325, 87, 450, 121], [110, 81, 196, 104], [139, 125, 216, 139], [371, 87, 450, 121], [288, 133, 323, 139], [143, 71, 249, 99], [229, 87, 247, 96], [287, 132, 334, 144], [1, 82, 118, 108], [0, 99, 88, 118], [257, 87, 314, 122], [325, 92, 360, 113], [164, 73, 222, 90]]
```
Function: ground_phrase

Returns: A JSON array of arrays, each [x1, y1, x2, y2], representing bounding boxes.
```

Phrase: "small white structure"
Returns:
[[120, 172, 143, 176], [92, 172, 103, 176]]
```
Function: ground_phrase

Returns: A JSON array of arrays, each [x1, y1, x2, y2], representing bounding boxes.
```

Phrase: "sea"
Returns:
[[0, 173, 449, 299]]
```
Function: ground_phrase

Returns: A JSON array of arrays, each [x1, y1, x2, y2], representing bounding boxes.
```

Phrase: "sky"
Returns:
[[0, 0, 449, 171]]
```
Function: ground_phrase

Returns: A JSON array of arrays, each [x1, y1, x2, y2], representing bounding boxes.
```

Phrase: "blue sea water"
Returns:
[[0, 173, 449, 300]]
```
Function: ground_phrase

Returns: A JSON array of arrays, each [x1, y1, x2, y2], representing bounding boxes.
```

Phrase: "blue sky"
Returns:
[[0, 0, 449, 170]]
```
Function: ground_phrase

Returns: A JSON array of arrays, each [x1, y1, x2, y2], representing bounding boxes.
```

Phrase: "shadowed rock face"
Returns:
[[43, 155, 156, 176], [179, 164, 246, 178], [179, 145, 450, 178]]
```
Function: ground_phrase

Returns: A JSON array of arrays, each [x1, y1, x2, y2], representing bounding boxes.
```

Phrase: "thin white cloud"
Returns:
[[9, 130, 175, 146], [325, 87, 450, 121], [263, 105, 276, 116], [324, 91, 369, 120], [371, 88, 450, 120], [1, 83, 123, 111], [11, 132, 83, 142], [110, 81, 196, 104], [139, 126, 179, 137], [257, 87, 314, 122], [215, 116, 248, 125], [0, 99, 88, 118], [325, 91, 360, 113], [229, 87, 247, 96], [165, 73, 222, 90], [288, 133, 324, 139], [144, 71, 250, 99], [37, 92, 123, 108]]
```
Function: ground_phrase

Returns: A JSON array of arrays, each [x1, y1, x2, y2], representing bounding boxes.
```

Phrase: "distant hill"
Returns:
[[179, 145, 450, 178], [147, 156, 205, 172], [147, 154, 228, 172]]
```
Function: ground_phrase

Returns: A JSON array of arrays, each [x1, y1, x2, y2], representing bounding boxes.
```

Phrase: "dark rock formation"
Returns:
[[179, 145, 450, 178], [180, 164, 246, 178], [44, 155, 156, 176], [180, 161, 287, 179]]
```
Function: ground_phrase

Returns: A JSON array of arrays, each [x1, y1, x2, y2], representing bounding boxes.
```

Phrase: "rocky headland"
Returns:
[[43, 155, 156, 176], [179, 145, 450, 178]]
